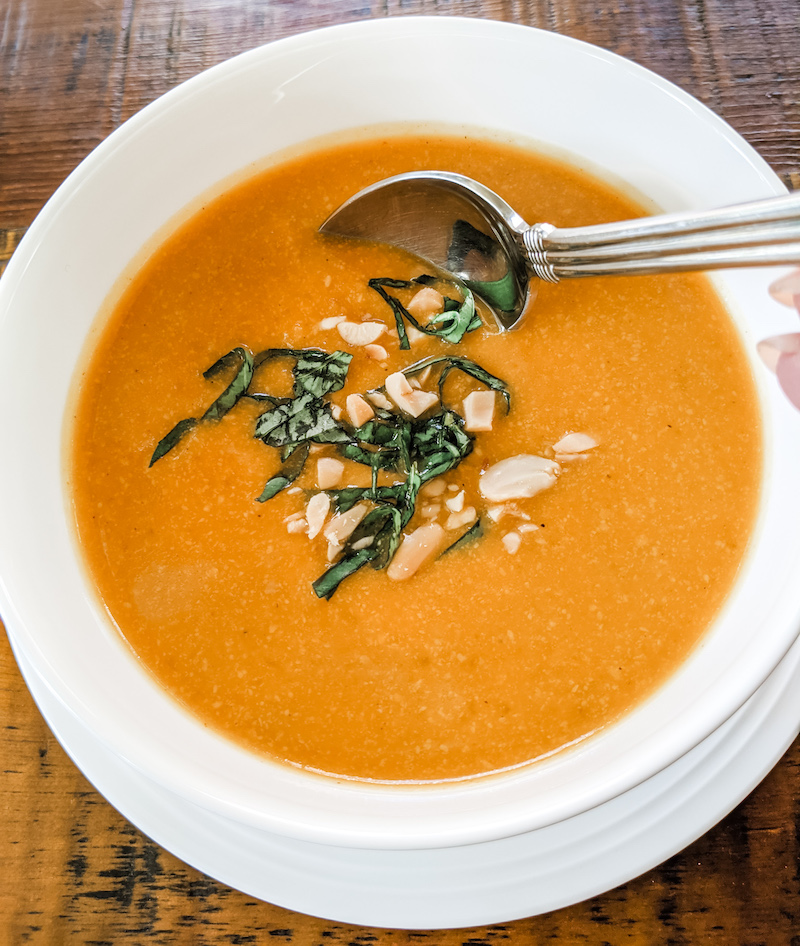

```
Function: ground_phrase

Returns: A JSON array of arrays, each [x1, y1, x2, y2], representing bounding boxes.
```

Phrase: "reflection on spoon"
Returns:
[[320, 170, 800, 331]]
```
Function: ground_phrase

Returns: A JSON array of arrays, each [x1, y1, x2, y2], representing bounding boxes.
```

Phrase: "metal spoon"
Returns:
[[320, 171, 800, 330]]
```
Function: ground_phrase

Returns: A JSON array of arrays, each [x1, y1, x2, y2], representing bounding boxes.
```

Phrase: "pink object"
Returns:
[[759, 270, 800, 409], [768, 269, 800, 309], [776, 348, 800, 409]]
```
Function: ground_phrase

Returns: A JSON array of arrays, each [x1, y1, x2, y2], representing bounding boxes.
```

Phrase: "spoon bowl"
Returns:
[[320, 171, 534, 329], [321, 170, 800, 330]]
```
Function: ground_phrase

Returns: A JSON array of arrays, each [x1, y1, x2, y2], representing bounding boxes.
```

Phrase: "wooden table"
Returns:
[[2, 1, 799, 941]]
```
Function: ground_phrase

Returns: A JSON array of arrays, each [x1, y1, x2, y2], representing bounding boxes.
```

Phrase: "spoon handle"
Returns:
[[525, 192, 800, 282]]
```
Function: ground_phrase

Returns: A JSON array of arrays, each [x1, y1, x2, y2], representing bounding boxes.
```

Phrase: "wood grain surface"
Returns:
[[2, 0, 800, 942]]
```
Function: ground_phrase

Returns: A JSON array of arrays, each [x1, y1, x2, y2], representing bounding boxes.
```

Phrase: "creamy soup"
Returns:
[[69, 132, 761, 781]]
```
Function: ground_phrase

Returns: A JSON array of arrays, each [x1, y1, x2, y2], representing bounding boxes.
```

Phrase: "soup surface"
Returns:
[[70, 131, 761, 781]]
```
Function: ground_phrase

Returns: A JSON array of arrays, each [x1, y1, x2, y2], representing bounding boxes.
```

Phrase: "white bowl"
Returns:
[[2, 17, 800, 850]]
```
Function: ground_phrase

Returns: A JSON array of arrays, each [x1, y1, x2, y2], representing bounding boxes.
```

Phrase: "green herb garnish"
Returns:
[[149, 346, 254, 465], [150, 275, 511, 598], [368, 275, 481, 349], [256, 442, 310, 502], [402, 355, 511, 413]]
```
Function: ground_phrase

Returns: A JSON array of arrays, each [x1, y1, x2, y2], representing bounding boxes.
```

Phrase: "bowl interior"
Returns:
[[2, 17, 800, 849]]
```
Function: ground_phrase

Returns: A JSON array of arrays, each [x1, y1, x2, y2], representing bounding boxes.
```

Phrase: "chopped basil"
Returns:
[[368, 275, 481, 348], [292, 349, 352, 398], [338, 413, 412, 473], [251, 347, 352, 398], [150, 274, 512, 598], [149, 346, 254, 466], [149, 417, 199, 466], [312, 545, 378, 600], [402, 354, 511, 413], [350, 504, 404, 568], [201, 346, 255, 421], [327, 484, 408, 513], [411, 409, 474, 482], [254, 391, 350, 447], [256, 442, 310, 502], [312, 480, 412, 599]]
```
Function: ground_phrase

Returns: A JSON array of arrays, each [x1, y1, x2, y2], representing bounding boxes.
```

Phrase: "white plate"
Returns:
[[10, 628, 800, 929]]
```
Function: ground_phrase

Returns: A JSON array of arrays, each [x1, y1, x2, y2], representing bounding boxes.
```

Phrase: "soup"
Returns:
[[69, 132, 761, 781]]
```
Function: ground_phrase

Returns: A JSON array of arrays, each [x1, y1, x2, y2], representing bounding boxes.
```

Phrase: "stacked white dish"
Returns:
[[1, 18, 799, 926]]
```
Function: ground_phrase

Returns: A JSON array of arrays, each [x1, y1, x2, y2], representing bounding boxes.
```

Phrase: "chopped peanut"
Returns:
[[387, 523, 447, 581], [553, 432, 599, 461], [416, 366, 432, 386], [502, 531, 522, 554], [445, 490, 466, 513], [407, 286, 444, 319], [364, 343, 388, 362], [305, 492, 331, 540], [317, 457, 344, 489], [480, 455, 560, 502], [421, 478, 447, 497], [323, 502, 369, 546], [445, 506, 477, 530], [366, 391, 393, 411], [318, 315, 346, 330], [346, 393, 375, 427], [486, 504, 530, 523], [385, 371, 439, 417], [463, 390, 496, 432], [406, 324, 428, 345], [337, 320, 386, 346]]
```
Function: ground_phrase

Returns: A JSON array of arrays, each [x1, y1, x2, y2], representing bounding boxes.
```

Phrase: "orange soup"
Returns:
[[69, 132, 761, 781]]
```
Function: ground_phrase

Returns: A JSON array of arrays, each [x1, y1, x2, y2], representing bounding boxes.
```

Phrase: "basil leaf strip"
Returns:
[[312, 546, 378, 600], [256, 442, 310, 502], [402, 355, 511, 412], [254, 391, 350, 447], [293, 350, 352, 398], [367, 278, 412, 350], [200, 347, 255, 422], [411, 409, 474, 482], [398, 465, 422, 527], [252, 348, 352, 399], [150, 346, 254, 465], [350, 505, 403, 569], [427, 285, 481, 344], [327, 485, 407, 513], [149, 417, 198, 467], [368, 276, 481, 347]]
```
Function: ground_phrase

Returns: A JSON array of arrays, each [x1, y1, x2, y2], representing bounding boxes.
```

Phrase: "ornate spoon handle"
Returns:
[[525, 192, 800, 282]]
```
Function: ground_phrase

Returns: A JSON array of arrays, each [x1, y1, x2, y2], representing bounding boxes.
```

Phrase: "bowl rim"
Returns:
[[2, 15, 800, 849]]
